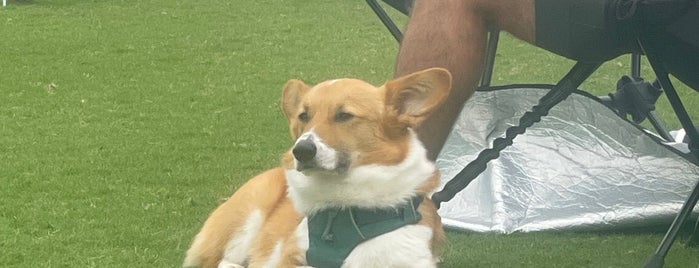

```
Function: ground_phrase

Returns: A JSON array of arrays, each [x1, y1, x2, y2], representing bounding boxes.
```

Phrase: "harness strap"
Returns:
[[306, 195, 424, 268]]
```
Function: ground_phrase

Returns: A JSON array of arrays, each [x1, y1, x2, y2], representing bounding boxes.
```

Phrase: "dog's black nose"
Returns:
[[293, 139, 316, 163]]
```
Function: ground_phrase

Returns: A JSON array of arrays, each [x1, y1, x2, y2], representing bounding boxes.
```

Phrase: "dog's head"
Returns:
[[281, 68, 451, 175]]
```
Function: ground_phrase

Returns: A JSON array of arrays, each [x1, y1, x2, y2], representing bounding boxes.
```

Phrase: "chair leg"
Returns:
[[366, 0, 404, 42], [688, 218, 699, 246], [479, 30, 499, 88], [644, 179, 699, 268]]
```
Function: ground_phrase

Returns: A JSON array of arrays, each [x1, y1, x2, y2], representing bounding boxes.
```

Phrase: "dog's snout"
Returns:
[[293, 139, 317, 163]]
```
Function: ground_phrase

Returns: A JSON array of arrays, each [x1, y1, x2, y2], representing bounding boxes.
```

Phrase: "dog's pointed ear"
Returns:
[[384, 68, 452, 128], [281, 79, 311, 121]]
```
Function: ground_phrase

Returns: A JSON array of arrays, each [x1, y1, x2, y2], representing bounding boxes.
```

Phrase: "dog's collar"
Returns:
[[306, 195, 424, 268]]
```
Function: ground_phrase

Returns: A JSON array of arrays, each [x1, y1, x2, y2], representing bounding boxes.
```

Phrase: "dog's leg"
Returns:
[[185, 168, 289, 268], [218, 209, 265, 266], [248, 199, 305, 268]]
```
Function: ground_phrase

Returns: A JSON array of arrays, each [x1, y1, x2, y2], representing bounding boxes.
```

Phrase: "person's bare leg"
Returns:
[[395, 0, 535, 160], [396, 0, 486, 160]]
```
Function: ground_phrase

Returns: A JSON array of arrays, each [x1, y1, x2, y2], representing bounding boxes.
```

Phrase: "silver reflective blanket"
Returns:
[[435, 87, 699, 233]]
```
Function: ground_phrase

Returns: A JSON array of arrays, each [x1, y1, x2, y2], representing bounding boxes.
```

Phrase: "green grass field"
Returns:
[[1, 0, 698, 267]]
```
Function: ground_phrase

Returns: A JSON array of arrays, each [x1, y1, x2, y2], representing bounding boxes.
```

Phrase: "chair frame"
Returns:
[[366, 1, 699, 267]]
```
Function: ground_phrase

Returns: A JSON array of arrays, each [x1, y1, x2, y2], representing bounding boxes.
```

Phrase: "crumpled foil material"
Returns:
[[435, 87, 699, 233]]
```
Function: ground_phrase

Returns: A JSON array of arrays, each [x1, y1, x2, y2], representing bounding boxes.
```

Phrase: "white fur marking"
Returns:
[[344, 225, 435, 268], [295, 218, 310, 265], [217, 262, 244, 268], [262, 241, 284, 268], [219, 209, 264, 267]]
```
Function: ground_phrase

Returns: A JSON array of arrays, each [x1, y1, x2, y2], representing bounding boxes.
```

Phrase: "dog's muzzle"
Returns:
[[292, 132, 350, 173]]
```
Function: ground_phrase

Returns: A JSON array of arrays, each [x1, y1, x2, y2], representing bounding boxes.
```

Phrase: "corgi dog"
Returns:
[[184, 67, 452, 268]]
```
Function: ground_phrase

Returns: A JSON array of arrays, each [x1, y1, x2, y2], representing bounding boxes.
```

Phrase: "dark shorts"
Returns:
[[535, 0, 639, 62], [535, 0, 698, 90]]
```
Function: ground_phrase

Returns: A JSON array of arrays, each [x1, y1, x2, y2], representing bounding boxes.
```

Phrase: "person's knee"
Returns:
[[481, 0, 536, 42], [410, 0, 472, 17], [410, 0, 535, 43]]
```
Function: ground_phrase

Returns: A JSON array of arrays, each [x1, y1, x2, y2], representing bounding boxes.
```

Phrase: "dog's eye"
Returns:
[[298, 112, 310, 123], [334, 111, 354, 123]]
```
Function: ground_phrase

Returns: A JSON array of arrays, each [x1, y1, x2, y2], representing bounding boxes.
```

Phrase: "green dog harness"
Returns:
[[306, 195, 424, 268]]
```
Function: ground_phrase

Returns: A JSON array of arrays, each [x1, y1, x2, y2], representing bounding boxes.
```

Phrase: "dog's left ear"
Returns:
[[384, 68, 452, 128], [282, 79, 312, 139], [282, 79, 311, 121]]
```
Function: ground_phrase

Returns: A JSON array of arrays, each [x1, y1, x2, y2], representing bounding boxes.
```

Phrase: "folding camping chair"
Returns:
[[366, 1, 699, 267]]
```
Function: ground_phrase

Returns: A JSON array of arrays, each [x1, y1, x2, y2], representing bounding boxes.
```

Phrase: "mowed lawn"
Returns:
[[1, 0, 698, 267]]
